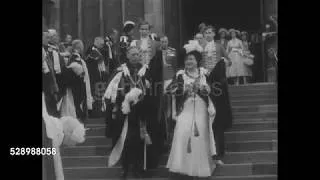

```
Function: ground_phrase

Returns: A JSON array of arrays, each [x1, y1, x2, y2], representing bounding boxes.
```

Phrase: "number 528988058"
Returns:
[[10, 147, 56, 156]]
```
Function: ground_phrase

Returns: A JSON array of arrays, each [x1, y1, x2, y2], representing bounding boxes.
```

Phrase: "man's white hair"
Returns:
[[48, 29, 57, 36]]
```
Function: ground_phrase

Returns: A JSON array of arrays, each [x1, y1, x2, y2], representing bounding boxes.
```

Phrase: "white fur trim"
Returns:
[[80, 59, 93, 110], [52, 50, 61, 74], [121, 88, 143, 114], [103, 71, 124, 103], [60, 116, 86, 146], [138, 64, 148, 77]]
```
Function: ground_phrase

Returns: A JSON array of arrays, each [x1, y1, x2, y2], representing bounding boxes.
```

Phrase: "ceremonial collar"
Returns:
[[126, 62, 142, 71]]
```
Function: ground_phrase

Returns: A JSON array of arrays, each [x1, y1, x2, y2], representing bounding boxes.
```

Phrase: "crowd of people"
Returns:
[[42, 19, 255, 179]]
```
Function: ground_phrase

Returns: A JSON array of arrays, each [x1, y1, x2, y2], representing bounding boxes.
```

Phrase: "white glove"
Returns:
[[68, 62, 84, 76], [138, 64, 149, 77]]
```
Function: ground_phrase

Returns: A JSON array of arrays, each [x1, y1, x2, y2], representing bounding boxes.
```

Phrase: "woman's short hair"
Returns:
[[185, 50, 202, 67], [72, 39, 84, 51]]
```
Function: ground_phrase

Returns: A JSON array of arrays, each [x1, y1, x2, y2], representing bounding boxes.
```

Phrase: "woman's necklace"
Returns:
[[185, 68, 200, 79], [128, 69, 142, 88]]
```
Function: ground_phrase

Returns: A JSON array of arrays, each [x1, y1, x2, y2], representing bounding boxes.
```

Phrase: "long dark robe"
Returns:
[[208, 60, 233, 130], [105, 57, 166, 170], [145, 50, 167, 169], [61, 53, 87, 121], [85, 45, 108, 116], [105, 63, 149, 171], [47, 44, 66, 101], [208, 60, 233, 158], [43, 46, 60, 117]]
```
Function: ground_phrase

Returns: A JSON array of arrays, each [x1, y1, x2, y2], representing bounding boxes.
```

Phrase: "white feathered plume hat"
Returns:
[[183, 40, 203, 54]]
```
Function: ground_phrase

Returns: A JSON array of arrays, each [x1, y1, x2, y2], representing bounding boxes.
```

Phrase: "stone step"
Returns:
[[225, 130, 277, 142], [229, 88, 276, 94], [229, 93, 277, 101], [228, 83, 276, 90], [62, 140, 277, 157], [72, 175, 277, 180], [232, 105, 277, 113], [231, 99, 277, 106], [232, 117, 277, 124], [225, 141, 278, 152], [85, 110, 278, 126], [228, 121, 277, 131], [82, 129, 277, 146], [64, 162, 277, 179], [62, 151, 277, 168], [232, 111, 278, 119], [62, 145, 111, 157], [79, 136, 111, 146], [85, 121, 277, 137], [231, 97, 277, 103], [229, 89, 276, 96]]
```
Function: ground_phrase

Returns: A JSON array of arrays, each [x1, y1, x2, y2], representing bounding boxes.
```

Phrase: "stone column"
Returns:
[[144, 0, 164, 35], [78, 0, 82, 40]]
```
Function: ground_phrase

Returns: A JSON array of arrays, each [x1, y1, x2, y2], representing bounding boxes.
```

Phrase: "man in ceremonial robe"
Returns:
[[130, 20, 167, 168], [104, 29, 120, 73], [47, 29, 66, 102], [103, 46, 152, 178], [85, 37, 108, 115], [43, 31, 60, 117], [61, 40, 93, 122]]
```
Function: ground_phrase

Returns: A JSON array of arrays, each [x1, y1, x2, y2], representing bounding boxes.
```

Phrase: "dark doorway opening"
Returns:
[[179, 0, 264, 82], [181, 0, 261, 41]]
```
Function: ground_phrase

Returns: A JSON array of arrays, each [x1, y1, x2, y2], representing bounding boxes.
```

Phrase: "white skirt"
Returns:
[[228, 52, 247, 77], [166, 95, 216, 177]]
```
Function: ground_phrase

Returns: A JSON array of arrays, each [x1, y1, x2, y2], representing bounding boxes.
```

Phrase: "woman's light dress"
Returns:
[[166, 69, 217, 177], [241, 41, 253, 77], [227, 38, 246, 77]]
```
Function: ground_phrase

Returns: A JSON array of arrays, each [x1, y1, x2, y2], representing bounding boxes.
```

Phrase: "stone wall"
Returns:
[[144, 0, 164, 35]]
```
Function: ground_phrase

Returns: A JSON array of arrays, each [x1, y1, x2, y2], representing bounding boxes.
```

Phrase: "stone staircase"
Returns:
[[61, 82, 278, 180]]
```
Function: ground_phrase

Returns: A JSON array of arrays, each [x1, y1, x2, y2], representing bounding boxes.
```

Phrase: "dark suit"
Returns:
[[207, 43, 233, 159]]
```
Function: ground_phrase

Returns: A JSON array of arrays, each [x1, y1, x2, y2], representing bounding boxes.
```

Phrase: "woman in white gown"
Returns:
[[166, 41, 217, 178]]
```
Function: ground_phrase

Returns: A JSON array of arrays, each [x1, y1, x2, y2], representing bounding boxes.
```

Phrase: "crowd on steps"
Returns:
[[42, 19, 267, 179]]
